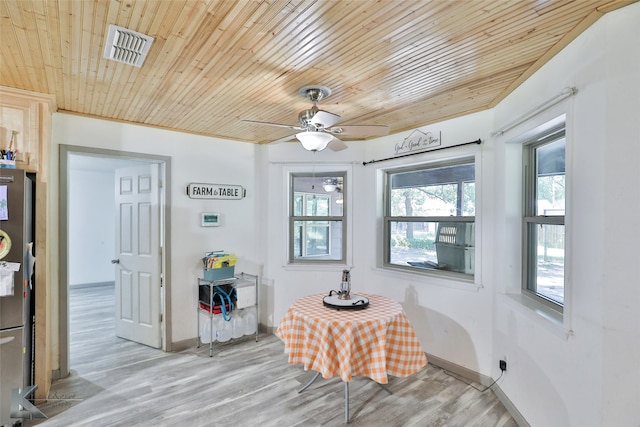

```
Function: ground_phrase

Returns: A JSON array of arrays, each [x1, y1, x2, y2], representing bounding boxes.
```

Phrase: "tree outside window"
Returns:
[[523, 134, 566, 308], [384, 159, 475, 277]]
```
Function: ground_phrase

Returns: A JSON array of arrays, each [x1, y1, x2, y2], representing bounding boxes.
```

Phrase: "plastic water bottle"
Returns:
[[211, 315, 223, 343], [216, 314, 232, 342], [199, 312, 212, 344], [244, 306, 257, 336], [232, 309, 245, 339]]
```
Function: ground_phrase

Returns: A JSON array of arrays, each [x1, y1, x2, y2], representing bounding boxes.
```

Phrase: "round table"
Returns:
[[276, 293, 427, 422]]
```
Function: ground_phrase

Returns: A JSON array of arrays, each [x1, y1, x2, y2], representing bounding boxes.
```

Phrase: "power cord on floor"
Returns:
[[442, 367, 504, 393]]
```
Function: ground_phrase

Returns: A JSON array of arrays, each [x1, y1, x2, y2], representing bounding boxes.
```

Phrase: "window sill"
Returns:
[[283, 262, 351, 272], [373, 265, 483, 292], [502, 293, 573, 340]]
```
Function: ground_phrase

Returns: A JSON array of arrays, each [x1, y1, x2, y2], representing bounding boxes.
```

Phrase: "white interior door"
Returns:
[[114, 164, 161, 348]]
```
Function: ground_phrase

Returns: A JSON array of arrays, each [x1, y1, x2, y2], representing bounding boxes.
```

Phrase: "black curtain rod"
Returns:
[[362, 138, 482, 166]]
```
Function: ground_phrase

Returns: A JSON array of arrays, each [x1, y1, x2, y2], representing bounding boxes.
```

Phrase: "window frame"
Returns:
[[293, 192, 332, 258], [382, 156, 476, 280], [522, 128, 566, 313], [289, 171, 347, 264]]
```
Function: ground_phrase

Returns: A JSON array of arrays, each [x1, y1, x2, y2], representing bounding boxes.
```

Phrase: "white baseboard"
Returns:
[[69, 281, 115, 289]]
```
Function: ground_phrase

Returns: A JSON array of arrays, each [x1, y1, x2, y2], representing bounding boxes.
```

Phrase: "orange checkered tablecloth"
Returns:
[[275, 293, 428, 384]]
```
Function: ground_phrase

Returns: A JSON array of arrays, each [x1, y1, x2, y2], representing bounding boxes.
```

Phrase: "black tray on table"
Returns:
[[323, 291, 369, 310]]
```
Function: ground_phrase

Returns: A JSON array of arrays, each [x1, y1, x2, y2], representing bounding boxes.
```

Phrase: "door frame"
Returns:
[[58, 145, 172, 379]]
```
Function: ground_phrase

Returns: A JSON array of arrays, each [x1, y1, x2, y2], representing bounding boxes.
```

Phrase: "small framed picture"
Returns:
[[201, 212, 220, 227]]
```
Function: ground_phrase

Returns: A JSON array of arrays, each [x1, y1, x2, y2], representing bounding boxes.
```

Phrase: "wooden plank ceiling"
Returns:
[[0, 0, 633, 144]]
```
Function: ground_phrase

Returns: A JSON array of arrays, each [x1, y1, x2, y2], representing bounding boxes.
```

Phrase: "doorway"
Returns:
[[59, 145, 172, 379]]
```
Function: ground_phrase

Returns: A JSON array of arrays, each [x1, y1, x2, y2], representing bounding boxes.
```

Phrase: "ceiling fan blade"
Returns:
[[242, 119, 304, 132], [327, 125, 390, 138], [310, 110, 341, 128], [327, 136, 348, 152], [267, 134, 298, 145]]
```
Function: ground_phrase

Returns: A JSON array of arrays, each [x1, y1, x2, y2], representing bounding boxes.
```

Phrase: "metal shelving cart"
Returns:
[[197, 272, 258, 357]]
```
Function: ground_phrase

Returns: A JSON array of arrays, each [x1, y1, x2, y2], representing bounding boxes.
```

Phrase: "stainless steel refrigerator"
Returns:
[[0, 168, 35, 426]]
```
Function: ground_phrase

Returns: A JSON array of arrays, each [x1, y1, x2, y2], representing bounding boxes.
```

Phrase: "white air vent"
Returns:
[[103, 24, 154, 67]]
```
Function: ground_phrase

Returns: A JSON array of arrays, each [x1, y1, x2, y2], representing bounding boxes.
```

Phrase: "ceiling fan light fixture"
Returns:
[[322, 178, 338, 192], [296, 131, 332, 151]]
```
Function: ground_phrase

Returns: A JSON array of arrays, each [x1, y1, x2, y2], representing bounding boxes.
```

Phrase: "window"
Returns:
[[523, 129, 565, 310], [290, 173, 345, 263], [384, 158, 475, 278]]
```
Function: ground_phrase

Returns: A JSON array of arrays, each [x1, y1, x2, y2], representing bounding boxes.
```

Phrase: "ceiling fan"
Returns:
[[242, 85, 390, 152]]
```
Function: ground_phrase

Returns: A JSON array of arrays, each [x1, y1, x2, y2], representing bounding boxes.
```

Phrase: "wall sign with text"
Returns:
[[394, 130, 441, 155], [187, 183, 246, 200]]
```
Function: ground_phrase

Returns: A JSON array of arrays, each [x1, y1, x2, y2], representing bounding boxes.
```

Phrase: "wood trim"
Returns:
[[0, 86, 55, 401], [34, 180, 50, 401], [488, 0, 639, 108], [57, 109, 252, 143], [489, 9, 605, 108], [488, 0, 636, 108], [170, 338, 197, 353], [597, 0, 639, 13], [425, 352, 488, 385]]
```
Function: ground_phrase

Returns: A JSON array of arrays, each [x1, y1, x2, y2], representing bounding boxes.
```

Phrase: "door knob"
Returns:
[[111, 259, 120, 264]]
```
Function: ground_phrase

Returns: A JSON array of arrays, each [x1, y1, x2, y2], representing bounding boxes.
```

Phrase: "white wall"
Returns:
[[68, 168, 115, 286], [491, 4, 640, 427], [259, 142, 367, 327], [51, 116, 259, 344]]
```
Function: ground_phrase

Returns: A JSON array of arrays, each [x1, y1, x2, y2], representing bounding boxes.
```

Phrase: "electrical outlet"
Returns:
[[499, 359, 507, 371]]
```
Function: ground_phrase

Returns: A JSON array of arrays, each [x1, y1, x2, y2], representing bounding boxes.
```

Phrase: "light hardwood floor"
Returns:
[[25, 285, 518, 427]]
